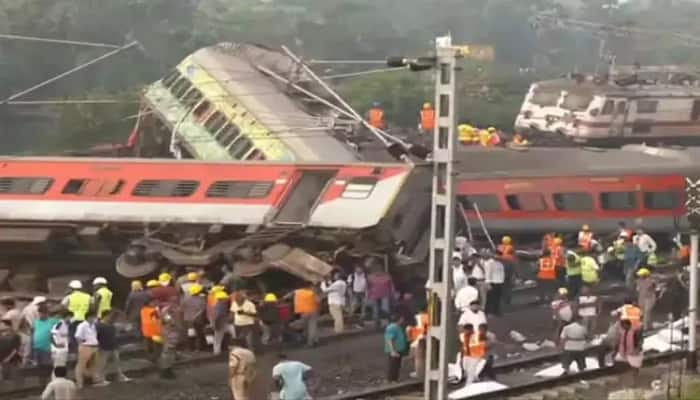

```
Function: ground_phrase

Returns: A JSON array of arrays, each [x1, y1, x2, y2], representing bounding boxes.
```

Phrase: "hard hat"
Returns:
[[488, 127, 496, 132], [68, 280, 83, 290], [152, 335, 163, 344], [214, 291, 229, 300], [582, 224, 590, 231], [502, 236, 512, 244], [131, 280, 143, 291], [158, 272, 172, 285], [558, 287, 568, 296], [554, 237, 563, 245], [189, 284, 203, 296], [637, 268, 651, 277], [210, 285, 225, 293], [146, 279, 160, 288], [372, 101, 381, 107], [264, 293, 278, 302], [423, 102, 432, 109], [92, 277, 107, 286], [186, 272, 199, 282]]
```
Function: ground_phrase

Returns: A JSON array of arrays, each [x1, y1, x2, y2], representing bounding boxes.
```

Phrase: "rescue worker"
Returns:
[[125, 280, 150, 336], [406, 305, 429, 379], [537, 249, 557, 302], [181, 284, 206, 351], [615, 319, 643, 386], [180, 271, 199, 298], [607, 232, 628, 281], [207, 285, 230, 355], [497, 236, 516, 306], [565, 252, 583, 299], [510, 132, 529, 147], [460, 323, 491, 385], [580, 249, 600, 287], [635, 268, 656, 331], [419, 102, 435, 134], [151, 272, 178, 307], [577, 284, 600, 335], [140, 296, 162, 364], [158, 301, 179, 379], [366, 102, 386, 130], [60, 280, 91, 353], [551, 288, 573, 339], [549, 236, 566, 287], [543, 232, 556, 252], [260, 293, 281, 345], [479, 127, 499, 147], [229, 337, 256, 400], [611, 297, 642, 331], [633, 228, 657, 267], [458, 123, 477, 144], [578, 225, 594, 252], [91, 277, 112, 319], [618, 221, 633, 240]]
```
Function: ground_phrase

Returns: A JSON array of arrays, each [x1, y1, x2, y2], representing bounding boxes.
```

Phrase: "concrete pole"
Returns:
[[689, 232, 698, 371], [425, 36, 458, 400]]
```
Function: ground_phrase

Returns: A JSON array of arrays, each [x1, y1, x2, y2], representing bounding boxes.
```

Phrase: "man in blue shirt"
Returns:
[[272, 353, 312, 400], [384, 313, 408, 382], [33, 305, 59, 384]]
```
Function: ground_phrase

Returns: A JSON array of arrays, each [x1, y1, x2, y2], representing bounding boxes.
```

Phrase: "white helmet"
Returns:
[[68, 280, 83, 290], [92, 277, 107, 286]]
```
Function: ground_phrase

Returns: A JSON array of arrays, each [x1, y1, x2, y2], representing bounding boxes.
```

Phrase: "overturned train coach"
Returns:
[[0, 144, 695, 279], [0, 157, 431, 278]]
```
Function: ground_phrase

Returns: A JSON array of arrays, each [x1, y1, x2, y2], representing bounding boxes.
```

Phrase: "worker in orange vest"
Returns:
[[537, 249, 557, 302], [366, 102, 386, 130], [140, 297, 163, 363], [549, 236, 566, 286], [578, 224, 594, 252], [611, 297, 642, 331], [419, 102, 436, 134], [511, 133, 530, 147], [406, 306, 429, 379], [542, 232, 556, 252], [460, 323, 492, 385]]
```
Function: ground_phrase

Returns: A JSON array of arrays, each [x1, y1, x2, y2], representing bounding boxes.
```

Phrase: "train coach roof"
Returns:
[[455, 145, 700, 179]]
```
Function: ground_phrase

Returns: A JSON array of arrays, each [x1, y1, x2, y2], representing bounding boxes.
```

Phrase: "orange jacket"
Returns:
[[621, 305, 642, 330], [420, 109, 436, 132], [537, 257, 557, 281], [498, 244, 515, 262], [578, 231, 593, 251], [407, 313, 430, 342], [140, 306, 162, 339], [550, 244, 565, 268], [461, 332, 487, 359], [368, 108, 386, 129], [294, 288, 320, 315]]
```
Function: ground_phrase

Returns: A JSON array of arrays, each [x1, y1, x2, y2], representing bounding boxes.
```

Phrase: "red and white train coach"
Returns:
[[0, 157, 431, 276]]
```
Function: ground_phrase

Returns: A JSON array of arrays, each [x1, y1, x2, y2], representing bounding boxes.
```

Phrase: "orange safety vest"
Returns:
[[408, 313, 430, 342], [498, 244, 515, 262], [680, 245, 690, 261], [621, 305, 642, 330], [550, 244, 565, 268], [461, 332, 487, 359], [294, 288, 319, 315], [140, 306, 162, 339], [368, 108, 386, 129], [489, 133, 501, 146], [579, 231, 593, 251], [420, 109, 436, 132], [537, 257, 557, 281]]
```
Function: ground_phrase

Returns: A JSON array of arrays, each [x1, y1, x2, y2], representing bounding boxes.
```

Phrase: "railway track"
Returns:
[[322, 350, 689, 400]]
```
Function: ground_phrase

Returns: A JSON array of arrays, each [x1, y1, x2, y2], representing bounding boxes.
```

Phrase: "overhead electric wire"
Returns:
[[0, 33, 122, 49]]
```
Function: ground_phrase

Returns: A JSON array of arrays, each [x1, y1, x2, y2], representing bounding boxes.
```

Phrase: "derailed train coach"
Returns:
[[0, 157, 431, 279]]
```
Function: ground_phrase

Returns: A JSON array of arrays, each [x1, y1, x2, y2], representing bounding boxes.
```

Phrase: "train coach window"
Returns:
[[506, 193, 547, 212], [601, 100, 615, 115], [217, 123, 241, 148], [553, 192, 593, 211], [132, 180, 199, 197], [229, 137, 254, 160], [600, 191, 637, 210], [62, 179, 124, 196], [181, 88, 203, 108], [636, 100, 658, 114], [644, 191, 680, 210], [458, 194, 501, 213], [161, 70, 180, 88], [204, 111, 227, 133], [0, 177, 53, 195], [342, 177, 377, 199], [206, 181, 273, 198]]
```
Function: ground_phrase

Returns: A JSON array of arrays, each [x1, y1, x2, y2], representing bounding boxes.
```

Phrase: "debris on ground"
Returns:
[[510, 330, 527, 343]]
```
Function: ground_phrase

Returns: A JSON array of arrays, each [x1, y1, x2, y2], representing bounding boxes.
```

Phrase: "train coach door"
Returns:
[[273, 170, 337, 225]]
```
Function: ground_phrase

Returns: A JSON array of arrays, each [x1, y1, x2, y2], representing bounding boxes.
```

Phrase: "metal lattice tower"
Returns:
[[425, 37, 459, 400]]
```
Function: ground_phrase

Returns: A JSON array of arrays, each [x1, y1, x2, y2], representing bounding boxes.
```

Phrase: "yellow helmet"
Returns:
[[423, 102, 432, 109], [637, 268, 651, 277], [214, 291, 229, 300], [189, 284, 203, 296], [558, 287, 568, 296], [488, 127, 496, 132], [146, 280, 159, 288], [186, 272, 199, 282], [158, 272, 172, 285], [502, 236, 512, 245], [582, 224, 590, 231], [264, 293, 278, 302], [131, 280, 143, 291], [554, 237, 563, 245], [210, 285, 225, 293], [152, 335, 163, 344]]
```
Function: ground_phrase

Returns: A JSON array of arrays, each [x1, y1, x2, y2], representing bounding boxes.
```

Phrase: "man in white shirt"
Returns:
[[633, 229, 657, 265], [230, 292, 258, 351], [51, 309, 72, 370], [73, 311, 98, 388], [347, 266, 368, 320], [455, 277, 479, 312], [322, 272, 348, 333], [451, 255, 467, 294], [41, 366, 76, 400], [483, 253, 505, 316], [458, 301, 487, 328]]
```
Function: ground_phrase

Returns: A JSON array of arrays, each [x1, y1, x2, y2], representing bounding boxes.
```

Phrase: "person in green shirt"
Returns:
[[33, 304, 59, 384], [384, 313, 408, 382], [566, 252, 583, 298]]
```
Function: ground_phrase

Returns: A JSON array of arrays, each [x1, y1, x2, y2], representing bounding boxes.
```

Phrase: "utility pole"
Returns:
[[425, 34, 459, 400], [685, 177, 700, 372]]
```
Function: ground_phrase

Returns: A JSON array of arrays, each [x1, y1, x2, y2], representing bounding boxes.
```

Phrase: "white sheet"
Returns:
[[447, 381, 508, 399]]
